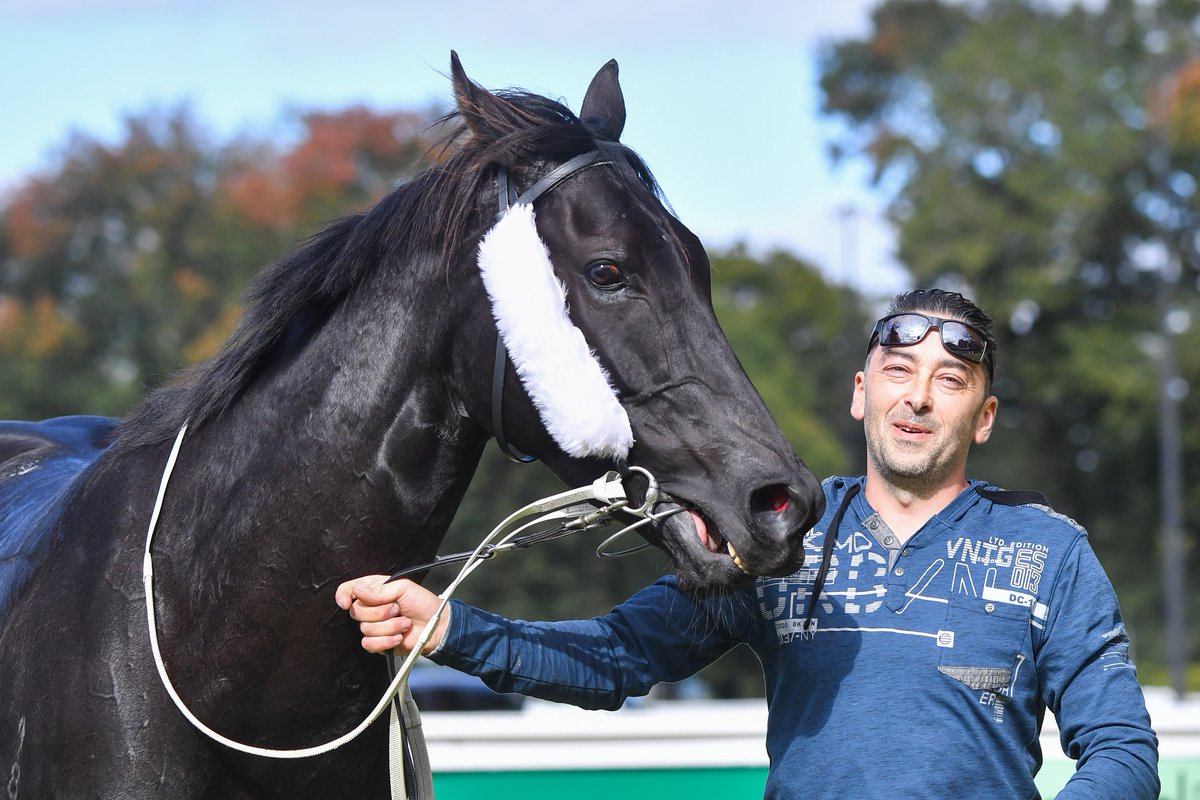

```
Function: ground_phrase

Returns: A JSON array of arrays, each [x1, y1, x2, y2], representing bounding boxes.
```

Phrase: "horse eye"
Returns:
[[586, 262, 625, 289]]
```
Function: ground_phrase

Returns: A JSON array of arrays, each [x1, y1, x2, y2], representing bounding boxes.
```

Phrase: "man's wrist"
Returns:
[[424, 604, 452, 657]]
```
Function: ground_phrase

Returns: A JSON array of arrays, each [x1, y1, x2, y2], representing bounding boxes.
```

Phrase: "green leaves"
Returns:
[[710, 246, 870, 478]]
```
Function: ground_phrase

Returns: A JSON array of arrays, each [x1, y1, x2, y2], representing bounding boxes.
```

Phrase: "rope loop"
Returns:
[[142, 424, 673, 781]]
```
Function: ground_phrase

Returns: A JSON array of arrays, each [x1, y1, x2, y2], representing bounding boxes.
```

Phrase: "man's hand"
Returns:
[[335, 576, 449, 655]]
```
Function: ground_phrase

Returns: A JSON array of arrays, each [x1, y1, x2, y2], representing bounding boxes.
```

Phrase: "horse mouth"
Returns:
[[656, 502, 753, 578], [685, 508, 751, 574]]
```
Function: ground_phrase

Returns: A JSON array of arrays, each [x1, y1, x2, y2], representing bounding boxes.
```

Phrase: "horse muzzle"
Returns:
[[630, 473, 825, 591]]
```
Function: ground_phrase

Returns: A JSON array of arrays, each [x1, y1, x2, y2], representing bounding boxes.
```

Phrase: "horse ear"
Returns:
[[580, 59, 626, 142], [450, 50, 513, 141]]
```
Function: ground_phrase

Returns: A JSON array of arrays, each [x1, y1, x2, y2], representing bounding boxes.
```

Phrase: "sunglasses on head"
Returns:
[[867, 312, 989, 365]]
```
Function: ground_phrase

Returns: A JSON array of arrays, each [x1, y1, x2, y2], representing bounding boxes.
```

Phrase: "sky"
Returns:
[[0, 0, 908, 295]]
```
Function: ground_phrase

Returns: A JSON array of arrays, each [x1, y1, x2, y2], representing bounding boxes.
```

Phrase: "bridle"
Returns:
[[490, 149, 609, 462]]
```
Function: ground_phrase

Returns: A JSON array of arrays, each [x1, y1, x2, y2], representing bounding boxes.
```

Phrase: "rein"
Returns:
[[387, 464, 660, 582], [142, 424, 679, 770], [490, 150, 609, 463]]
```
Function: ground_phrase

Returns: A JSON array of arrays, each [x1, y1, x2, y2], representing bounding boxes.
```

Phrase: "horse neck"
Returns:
[[155, 260, 487, 656]]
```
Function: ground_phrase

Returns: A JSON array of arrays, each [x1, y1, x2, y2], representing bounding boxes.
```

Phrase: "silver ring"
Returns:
[[626, 466, 659, 516]]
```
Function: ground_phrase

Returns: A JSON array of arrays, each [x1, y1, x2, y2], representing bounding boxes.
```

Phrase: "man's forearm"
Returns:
[[429, 600, 646, 711]]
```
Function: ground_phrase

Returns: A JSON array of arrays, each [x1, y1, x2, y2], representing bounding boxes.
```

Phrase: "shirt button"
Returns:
[[894, 566, 905, 577], [985, 602, 996, 613], [869, 520, 879, 530], [883, 536, 895, 546], [901, 548, 910, 556]]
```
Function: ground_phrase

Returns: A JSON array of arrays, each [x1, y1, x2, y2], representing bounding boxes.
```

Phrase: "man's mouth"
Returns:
[[893, 420, 932, 436]]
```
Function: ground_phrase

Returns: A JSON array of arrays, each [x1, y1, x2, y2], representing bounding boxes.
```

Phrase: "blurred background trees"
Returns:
[[820, 0, 1200, 687], [0, 105, 437, 418], [2, 0, 1198, 694]]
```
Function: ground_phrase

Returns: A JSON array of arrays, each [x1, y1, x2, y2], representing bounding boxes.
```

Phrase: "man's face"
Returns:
[[851, 322, 997, 494]]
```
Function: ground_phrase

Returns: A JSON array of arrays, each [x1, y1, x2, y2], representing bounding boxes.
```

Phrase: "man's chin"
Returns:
[[873, 449, 936, 479], [873, 452, 949, 490]]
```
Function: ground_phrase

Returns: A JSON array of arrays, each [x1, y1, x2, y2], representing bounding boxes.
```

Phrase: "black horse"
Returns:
[[0, 55, 823, 798]]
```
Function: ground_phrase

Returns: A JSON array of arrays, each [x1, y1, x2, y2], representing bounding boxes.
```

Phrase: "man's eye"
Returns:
[[586, 262, 625, 289]]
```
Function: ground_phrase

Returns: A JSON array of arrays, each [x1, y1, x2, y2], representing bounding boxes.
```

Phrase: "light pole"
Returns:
[[1156, 259, 1188, 701], [1132, 234, 1187, 700]]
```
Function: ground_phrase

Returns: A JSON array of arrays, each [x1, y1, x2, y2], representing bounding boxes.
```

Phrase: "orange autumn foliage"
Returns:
[[0, 295, 82, 358]]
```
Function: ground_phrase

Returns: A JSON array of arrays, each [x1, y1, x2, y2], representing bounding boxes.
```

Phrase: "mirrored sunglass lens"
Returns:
[[882, 315, 932, 345], [941, 322, 984, 361]]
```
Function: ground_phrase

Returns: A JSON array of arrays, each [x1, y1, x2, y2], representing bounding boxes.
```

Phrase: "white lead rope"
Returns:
[[142, 422, 401, 760], [141, 424, 669, 771]]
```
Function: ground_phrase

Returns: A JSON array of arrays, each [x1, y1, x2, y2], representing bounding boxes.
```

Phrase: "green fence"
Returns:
[[434, 767, 767, 798], [431, 758, 1200, 799]]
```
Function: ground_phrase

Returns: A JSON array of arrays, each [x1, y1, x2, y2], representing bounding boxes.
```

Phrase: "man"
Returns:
[[338, 289, 1159, 799]]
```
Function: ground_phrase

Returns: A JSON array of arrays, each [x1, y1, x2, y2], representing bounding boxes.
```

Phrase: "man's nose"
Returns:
[[904, 379, 933, 413]]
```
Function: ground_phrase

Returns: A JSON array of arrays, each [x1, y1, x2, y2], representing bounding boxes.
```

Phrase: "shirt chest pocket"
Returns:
[[937, 601, 1032, 692]]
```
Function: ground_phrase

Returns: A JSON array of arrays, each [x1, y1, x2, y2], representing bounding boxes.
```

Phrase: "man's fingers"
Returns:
[[336, 577, 442, 655], [349, 599, 401, 623], [335, 574, 404, 611], [361, 635, 403, 655], [359, 617, 410, 638]]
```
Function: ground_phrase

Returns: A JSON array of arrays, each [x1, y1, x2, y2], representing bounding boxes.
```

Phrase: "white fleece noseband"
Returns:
[[477, 203, 634, 460]]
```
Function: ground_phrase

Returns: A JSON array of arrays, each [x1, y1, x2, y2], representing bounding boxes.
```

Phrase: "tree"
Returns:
[[0, 105, 438, 419], [819, 0, 1200, 678]]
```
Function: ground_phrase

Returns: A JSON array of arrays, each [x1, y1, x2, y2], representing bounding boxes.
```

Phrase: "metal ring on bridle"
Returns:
[[594, 466, 684, 559], [626, 465, 659, 516]]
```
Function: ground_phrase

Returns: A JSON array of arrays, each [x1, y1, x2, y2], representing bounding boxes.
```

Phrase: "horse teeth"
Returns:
[[726, 542, 752, 574]]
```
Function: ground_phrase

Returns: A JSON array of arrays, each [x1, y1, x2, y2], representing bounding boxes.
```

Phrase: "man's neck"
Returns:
[[862, 472, 969, 544]]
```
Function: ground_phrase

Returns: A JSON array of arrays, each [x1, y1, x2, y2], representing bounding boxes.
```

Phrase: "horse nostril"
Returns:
[[747, 482, 819, 576], [751, 484, 792, 516]]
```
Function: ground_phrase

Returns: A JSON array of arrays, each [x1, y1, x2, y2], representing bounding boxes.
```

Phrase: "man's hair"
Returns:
[[868, 288, 997, 390]]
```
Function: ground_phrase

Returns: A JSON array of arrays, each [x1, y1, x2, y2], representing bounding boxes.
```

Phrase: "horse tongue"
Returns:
[[689, 510, 716, 553]]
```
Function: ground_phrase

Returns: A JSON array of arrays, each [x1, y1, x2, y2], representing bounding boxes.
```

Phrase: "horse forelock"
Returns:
[[421, 90, 668, 268], [108, 89, 674, 457]]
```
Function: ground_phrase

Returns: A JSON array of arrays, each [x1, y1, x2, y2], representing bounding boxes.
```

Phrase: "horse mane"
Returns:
[[109, 89, 668, 456]]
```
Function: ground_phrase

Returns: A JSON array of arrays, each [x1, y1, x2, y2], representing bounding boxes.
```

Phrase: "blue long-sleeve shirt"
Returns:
[[432, 477, 1159, 799]]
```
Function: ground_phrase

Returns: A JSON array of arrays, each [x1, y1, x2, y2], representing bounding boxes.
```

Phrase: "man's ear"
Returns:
[[974, 395, 998, 445], [850, 371, 866, 422]]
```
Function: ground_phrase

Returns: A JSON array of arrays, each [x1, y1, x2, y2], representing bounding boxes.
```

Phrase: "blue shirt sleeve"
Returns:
[[429, 577, 752, 710], [1034, 535, 1159, 799]]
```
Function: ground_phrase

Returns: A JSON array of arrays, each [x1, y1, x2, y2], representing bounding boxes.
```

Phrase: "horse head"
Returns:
[[443, 54, 825, 591]]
